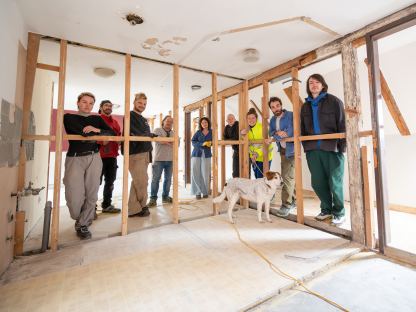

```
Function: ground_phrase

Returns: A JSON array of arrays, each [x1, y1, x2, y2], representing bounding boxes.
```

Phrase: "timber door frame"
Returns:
[[366, 12, 416, 261]]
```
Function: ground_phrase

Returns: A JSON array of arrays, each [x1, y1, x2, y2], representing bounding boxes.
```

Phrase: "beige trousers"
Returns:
[[128, 152, 150, 215], [63, 152, 102, 227]]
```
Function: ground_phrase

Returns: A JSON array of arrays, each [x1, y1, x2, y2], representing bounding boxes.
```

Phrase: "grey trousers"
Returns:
[[63, 152, 102, 228], [128, 152, 150, 215], [281, 153, 296, 207], [191, 156, 211, 196]]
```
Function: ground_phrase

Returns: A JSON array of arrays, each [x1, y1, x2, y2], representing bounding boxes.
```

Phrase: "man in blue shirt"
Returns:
[[268, 97, 296, 217]]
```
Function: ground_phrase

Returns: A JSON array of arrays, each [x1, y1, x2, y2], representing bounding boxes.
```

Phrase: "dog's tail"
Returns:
[[213, 184, 227, 204]]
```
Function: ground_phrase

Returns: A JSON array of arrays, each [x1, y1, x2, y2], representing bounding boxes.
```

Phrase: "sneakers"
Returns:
[[162, 196, 173, 203], [76, 225, 92, 240], [129, 207, 150, 217], [331, 215, 346, 225], [315, 212, 332, 221], [202, 195, 209, 199], [148, 198, 157, 207], [196, 195, 202, 200], [102, 205, 121, 213], [275, 205, 291, 217]]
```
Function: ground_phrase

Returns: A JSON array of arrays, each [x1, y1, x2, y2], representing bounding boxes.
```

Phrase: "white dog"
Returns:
[[213, 171, 281, 223]]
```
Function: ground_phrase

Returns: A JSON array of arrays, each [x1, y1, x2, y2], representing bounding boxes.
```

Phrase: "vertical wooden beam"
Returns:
[[15, 33, 40, 256], [159, 113, 163, 127], [212, 73, 219, 214], [342, 42, 365, 245], [199, 106, 204, 119], [291, 68, 304, 224], [361, 146, 375, 248], [262, 81, 270, 173], [364, 59, 410, 136], [121, 54, 131, 236], [220, 97, 226, 188], [172, 65, 179, 223], [184, 112, 191, 185], [18, 33, 40, 191], [242, 81, 249, 208], [50, 40, 67, 251], [238, 92, 244, 183]]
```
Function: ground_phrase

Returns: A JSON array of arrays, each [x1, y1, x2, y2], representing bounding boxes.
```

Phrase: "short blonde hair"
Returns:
[[77, 92, 96, 103], [134, 92, 147, 101]]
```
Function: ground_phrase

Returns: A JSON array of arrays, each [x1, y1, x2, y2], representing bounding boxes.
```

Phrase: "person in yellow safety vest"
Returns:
[[241, 108, 273, 179]]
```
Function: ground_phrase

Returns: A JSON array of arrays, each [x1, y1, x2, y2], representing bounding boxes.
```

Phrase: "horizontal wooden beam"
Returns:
[[64, 134, 174, 142], [218, 140, 243, 145], [37, 63, 60, 72], [184, 84, 242, 112]]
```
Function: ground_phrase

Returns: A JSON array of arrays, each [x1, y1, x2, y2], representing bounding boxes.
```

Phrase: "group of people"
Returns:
[[63, 92, 174, 240], [63, 73, 346, 240], [190, 73, 346, 226]]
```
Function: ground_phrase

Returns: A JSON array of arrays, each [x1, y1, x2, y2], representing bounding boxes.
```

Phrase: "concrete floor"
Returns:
[[1, 209, 362, 311], [252, 252, 416, 312]]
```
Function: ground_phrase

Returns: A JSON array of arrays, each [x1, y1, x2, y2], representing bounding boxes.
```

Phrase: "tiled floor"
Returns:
[[1, 209, 361, 312]]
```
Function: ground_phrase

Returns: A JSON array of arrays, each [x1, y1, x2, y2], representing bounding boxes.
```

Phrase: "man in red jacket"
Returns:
[[99, 100, 121, 213]]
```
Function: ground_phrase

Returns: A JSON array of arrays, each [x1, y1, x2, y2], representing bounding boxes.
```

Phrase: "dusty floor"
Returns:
[[251, 252, 416, 312], [1, 209, 361, 312]]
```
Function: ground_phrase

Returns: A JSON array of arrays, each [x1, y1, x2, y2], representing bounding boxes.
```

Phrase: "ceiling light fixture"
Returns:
[[243, 48, 259, 63], [191, 85, 202, 91], [93, 67, 116, 78]]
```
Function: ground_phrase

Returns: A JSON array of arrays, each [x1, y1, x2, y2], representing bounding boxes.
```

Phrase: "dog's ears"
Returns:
[[264, 171, 281, 180]]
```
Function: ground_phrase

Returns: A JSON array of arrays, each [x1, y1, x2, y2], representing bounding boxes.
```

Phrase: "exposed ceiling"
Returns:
[[17, 0, 415, 77], [17, 0, 415, 116]]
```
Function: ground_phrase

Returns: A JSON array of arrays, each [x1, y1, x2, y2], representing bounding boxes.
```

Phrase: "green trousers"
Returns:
[[281, 153, 296, 207], [306, 150, 345, 217]]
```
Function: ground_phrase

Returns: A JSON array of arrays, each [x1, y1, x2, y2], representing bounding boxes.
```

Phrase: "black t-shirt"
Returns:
[[63, 113, 115, 155], [121, 111, 153, 155], [223, 121, 239, 151]]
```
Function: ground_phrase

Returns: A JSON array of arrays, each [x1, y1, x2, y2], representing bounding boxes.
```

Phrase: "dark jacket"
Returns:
[[300, 93, 346, 153], [121, 111, 153, 156], [223, 121, 239, 151], [269, 110, 294, 158], [191, 129, 212, 158], [63, 113, 115, 155]]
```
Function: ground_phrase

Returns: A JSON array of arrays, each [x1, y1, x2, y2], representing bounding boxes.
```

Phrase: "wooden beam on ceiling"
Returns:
[[183, 3, 416, 113]]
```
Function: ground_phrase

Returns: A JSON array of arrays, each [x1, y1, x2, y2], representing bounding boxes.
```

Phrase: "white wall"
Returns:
[[0, 0, 27, 274]]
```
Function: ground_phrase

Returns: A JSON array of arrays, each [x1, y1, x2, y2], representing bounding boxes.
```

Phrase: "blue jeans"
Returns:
[[252, 161, 272, 179], [150, 161, 173, 199]]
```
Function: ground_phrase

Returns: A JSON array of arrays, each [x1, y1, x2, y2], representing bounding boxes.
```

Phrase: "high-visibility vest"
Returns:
[[248, 122, 273, 162]]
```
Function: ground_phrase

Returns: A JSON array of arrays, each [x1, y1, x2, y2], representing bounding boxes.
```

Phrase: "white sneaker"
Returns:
[[315, 212, 332, 221], [332, 215, 346, 225]]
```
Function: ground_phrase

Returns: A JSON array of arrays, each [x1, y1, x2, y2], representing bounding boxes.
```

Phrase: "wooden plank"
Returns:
[[50, 39, 67, 252], [36, 63, 60, 72], [184, 84, 242, 113], [159, 113, 163, 127], [283, 86, 304, 108], [261, 81, 270, 173], [17, 33, 40, 192], [199, 107, 204, 119], [364, 58, 410, 136], [361, 146, 375, 248], [218, 140, 243, 145], [172, 65, 180, 223], [220, 97, 226, 189], [291, 68, 304, 224], [242, 81, 249, 208], [184, 112, 191, 185], [23, 134, 56, 141], [249, 99, 262, 117], [212, 73, 219, 214], [16, 33, 40, 255], [342, 42, 365, 245], [389, 204, 416, 215], [121, 54, 131, 236], [13, 211, 25, 256], [384, 246, 416, 266]]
